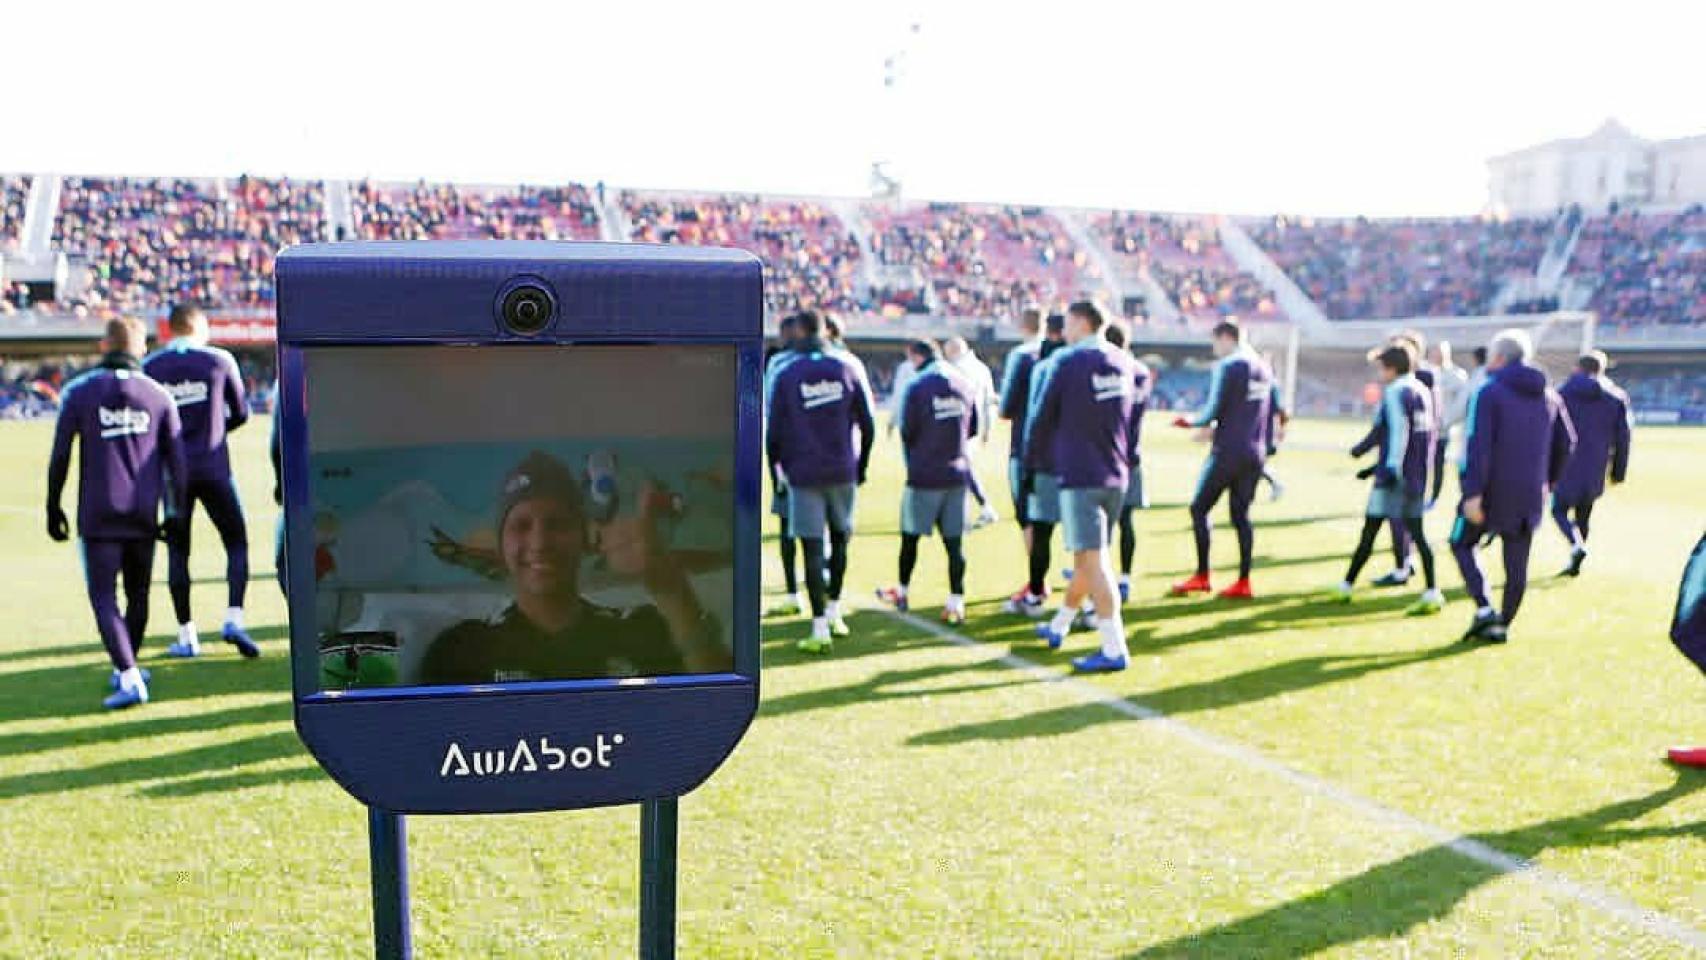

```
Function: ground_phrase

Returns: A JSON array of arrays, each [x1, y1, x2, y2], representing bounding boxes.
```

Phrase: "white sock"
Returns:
[[811, 617, 829, 639], [1422, 588, 1443, 602], [946, 593, 963, 613], [1050, 607, 1077, 634], [792, 592, 806, 609], [226, 607, 245, 630], [1119, 574, 1131, 589], [118, 666, 147, 695], [826, 600, 841, 621], [177, 623, 198, 647], [1097, 615, 1128, 659], [1338, 581, 1353, 593], [1477, 604, 1496, 618], [893, 584, 909, 599]]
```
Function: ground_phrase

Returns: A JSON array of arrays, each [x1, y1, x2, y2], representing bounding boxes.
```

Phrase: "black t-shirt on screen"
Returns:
[[418, 601, 688, 684]]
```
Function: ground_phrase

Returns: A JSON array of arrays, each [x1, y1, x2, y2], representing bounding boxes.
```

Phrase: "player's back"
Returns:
[[1209, 349, 1274, 463], [1128, 358, 1153, 462], [768, 346, 871, 488], [1382, 376, 1436, 497], [143, 340, 247, 474], [1000, 340, 1041, 461], [1467, 363, 1569, 528], [57, 364, 181, 540], [1044, 341, 1138, 490], [900, 364, 976, 489], [1556, 372, 1630, 498]]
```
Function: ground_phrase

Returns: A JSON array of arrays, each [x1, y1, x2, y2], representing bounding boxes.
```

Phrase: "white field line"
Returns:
[[874, 605, 1706, 954]]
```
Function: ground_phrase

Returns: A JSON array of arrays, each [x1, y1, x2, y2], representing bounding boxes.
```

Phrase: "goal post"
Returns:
[[1283, 311, 1598, 417]]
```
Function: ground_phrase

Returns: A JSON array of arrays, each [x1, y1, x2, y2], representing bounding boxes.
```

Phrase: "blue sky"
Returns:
[[8, 0, 1702, 216]]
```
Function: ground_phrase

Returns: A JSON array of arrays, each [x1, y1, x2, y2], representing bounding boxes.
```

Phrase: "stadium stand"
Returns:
[[1091, 212, 1283, 322], [1566, 205, 1705, 329], [1619, 363, 1706, 410], [1249, 214, 1554, 320], [1, 175, 27, 250], [56, 176, 326, 316], [620, 193, 861, 315], [352, 181, 600, 242], [865, 202, 1096, 318]]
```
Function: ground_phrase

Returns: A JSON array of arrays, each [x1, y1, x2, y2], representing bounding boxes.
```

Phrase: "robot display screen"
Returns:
[[304, 344, 737, 690]]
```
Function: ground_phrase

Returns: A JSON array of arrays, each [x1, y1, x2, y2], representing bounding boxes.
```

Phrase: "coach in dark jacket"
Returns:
[[1551, 351, 1632, 576], [1450, 329, 1575, 643]]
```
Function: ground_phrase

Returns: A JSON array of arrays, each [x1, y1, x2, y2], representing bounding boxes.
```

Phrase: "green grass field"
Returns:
[[0, 415, 1701, 958]]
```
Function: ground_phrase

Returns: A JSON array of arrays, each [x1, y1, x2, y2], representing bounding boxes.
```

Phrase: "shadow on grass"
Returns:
[[0, 699, 289, 759], [0, 625, 288, 724], [149, 571, 281, 587], [1136, 590, 1472, 653], [759, 610, 948, 670], [908, 643, 1476, 748], [1126, 770, 1705, 958], [0, 642, 105, 665], [760, 657, 1041, 720], [0, 729, 303, 801], [1146, 511, 1364, 535], [1141, 551, 1350, 580], [138, 763, 326, 799]]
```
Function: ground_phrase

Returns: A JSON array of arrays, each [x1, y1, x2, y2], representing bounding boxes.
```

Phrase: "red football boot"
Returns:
[[1168, 573, 1213, 597], [1667, 746, 1706, 768], [1216, 578, 1254, 600]]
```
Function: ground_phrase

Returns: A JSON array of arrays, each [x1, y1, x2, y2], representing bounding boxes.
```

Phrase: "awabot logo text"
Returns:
[[98, 407, 152, 439], [440, 733, 626, 778], [163, 380, 210, 406], [800, 380, 846, 409]]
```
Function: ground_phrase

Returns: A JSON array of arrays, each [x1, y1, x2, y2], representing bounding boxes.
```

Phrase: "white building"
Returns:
[[1487, 120, 1706, 215]]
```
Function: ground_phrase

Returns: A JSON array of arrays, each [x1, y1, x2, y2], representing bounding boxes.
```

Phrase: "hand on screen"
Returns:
[[596, 481, 678, 587]]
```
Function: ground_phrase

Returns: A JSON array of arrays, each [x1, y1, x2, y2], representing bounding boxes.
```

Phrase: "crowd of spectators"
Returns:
[[1, 175, 27, 250], [1567, 205, 1705, 329], [621, 193, 861, 315], [1, 351, 277, 420], [1617, 363, 1706, 410], [353, 181, 600, 242], [56, 176, 326, 316], [866, 203, 1093, 318], [1093, 212, 1281, 322], [5, 172, 1706, 340], [1, 282, 29, 314], [1250, 214, 1553, 319]]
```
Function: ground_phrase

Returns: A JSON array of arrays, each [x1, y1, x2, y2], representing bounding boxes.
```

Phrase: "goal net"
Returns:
[[1286, 311, 1596, 417]]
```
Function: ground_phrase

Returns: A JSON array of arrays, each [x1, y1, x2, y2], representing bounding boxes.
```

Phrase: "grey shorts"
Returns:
[[790, 484, 857, 540], [901, 486, 967, 538], [1367, 484, 1425, 520], [1008, 459, 1026, 514], [1061, 486, 1124, 553], [1027, 472, 1062, 524], [1123, 464, 1148, 509]]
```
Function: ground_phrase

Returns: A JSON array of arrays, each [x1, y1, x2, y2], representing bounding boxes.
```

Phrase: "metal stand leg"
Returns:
[[639, 797, 679, 960], [368, 806, 412, 960]]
